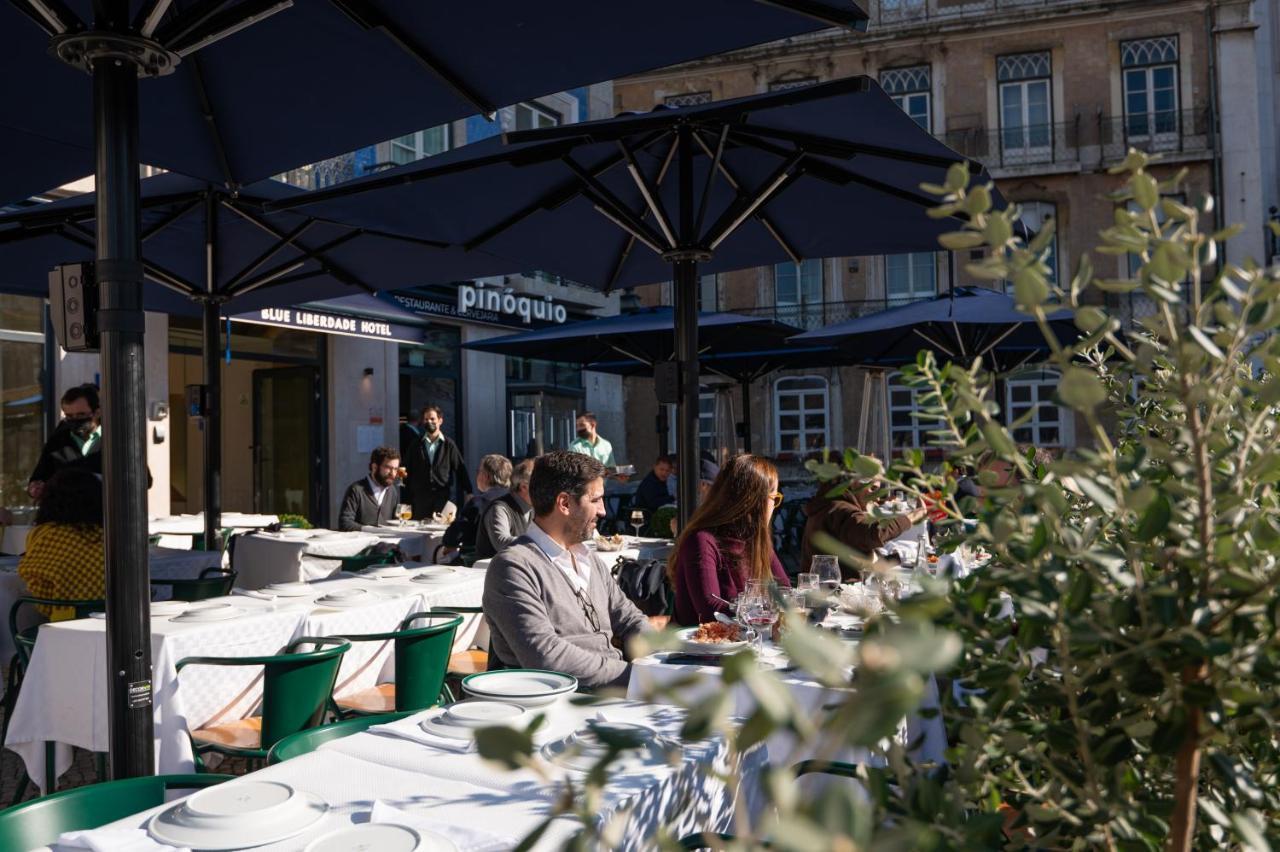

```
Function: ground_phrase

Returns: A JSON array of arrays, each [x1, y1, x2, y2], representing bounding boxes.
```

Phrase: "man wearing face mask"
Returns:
[[568, 412, 615, 467], [402, 405, 471, 519], [28, 385, 103, 502]]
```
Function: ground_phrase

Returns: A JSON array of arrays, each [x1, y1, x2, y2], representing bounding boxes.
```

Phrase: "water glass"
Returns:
[[796, 572, 818, 592], [811, 555, 841, 594]]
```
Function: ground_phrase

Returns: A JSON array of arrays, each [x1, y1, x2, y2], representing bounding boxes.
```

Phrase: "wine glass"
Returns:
[[629, 509, 645, 542], [395, 503, 412, 527], [812, 555, 841, 595], [743, 594, 779, 652]]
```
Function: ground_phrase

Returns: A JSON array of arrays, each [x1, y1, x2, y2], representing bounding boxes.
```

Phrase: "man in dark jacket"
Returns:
[[402, 405, 471, 519], [338, 446, 403, 531], [632, 455, 674, 514], [800, 481, 927, 579], [29, 384, 103, 501]]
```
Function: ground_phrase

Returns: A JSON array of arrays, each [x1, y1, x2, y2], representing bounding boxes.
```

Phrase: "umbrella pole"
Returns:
[[673, 256, 700, 531], [201, 192, 223, 553], [740, 378, 752, 454], [93, 48, 155, 780]]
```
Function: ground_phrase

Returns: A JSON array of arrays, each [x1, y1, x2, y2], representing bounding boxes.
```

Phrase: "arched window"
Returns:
[[774, 376, 829, 454], [1005, 368, 1071, 447]]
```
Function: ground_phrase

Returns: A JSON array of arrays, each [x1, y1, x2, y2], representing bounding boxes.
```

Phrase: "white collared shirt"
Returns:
[[524, 520, 592, 591], [367, 475, 391, 507]]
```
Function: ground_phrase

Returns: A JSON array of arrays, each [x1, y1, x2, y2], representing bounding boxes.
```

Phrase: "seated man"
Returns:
[[800, 474, 927, 579], [483, 451, 650, 689], [338, 446, 402, 531], [475, 458, 534, 560], [438, 453, 512, 562], [632, 454, 674, 514]]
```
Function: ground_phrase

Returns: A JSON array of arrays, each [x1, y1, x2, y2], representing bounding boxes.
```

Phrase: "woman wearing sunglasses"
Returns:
[[668, 454, 791, 626]]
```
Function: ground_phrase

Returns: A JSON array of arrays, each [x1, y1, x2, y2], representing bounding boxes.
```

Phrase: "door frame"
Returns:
[[251, 363, 327, 524]]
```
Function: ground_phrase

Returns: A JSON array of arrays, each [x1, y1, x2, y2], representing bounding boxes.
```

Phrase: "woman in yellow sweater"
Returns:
[[18, 468, 104, 620]]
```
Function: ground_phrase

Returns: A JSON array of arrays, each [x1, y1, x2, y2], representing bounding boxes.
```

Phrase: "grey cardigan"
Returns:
[[337, 478, 399, 531], [483, 537, 650, 689], [475, 493, 532, 560]]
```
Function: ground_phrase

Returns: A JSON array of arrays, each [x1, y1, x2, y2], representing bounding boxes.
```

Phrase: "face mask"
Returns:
[[577, 429, 591, 440], [424, 422, 439, 435], [66, 416, 95, 437]]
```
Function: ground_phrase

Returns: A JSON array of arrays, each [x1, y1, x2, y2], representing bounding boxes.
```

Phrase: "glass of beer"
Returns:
[[396, 503, 412, 527]]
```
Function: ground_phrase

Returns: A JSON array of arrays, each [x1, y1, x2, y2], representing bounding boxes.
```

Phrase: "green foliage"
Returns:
[[647, 505, 677, 538], [276, 513, 312, 529]]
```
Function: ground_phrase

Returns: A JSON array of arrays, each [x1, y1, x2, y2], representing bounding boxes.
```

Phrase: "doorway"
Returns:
[[252, 366, 322, 520]]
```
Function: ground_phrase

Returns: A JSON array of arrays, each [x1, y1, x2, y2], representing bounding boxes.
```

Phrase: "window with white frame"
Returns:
[[513, 102, 561, 131], [389, 125, 450, 166], [888, 372, 927, 449], [998, 51, 1052, 160], [774, 259, 824, 328], [1018, 201, 1058, 285], [1005, 369, 1070, 447], [774, 376, 830, 454], [665, 394, 717, 454], [881, 65, 931, 131], [664, 91, 712, 108], [1122, 36, 1179, 140], [885, 252, 937, 303]]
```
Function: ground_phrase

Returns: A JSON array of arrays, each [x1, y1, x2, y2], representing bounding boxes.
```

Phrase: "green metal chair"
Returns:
[[338, 547, 399, 573], [176, 636, 351, 770], [266, 710, 415, 764], [331, 611, 462, 717], [150, 567, 237, 602], [191, 526, 235, 553], [678, 761, 862, 850], [0, 773, 234, 849], [429, 605, 486, 702]]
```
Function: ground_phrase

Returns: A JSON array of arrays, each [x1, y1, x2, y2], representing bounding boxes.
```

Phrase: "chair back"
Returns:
[[259, 637, 351, 750], [339, 547, 398, 573], [266, 711, 414, 764], [0, 774, 232, 849], [393, 612, 462, 711], [150, 568, 237, 602], [8, 597, 104, 668], [192, 527, 235, 553]]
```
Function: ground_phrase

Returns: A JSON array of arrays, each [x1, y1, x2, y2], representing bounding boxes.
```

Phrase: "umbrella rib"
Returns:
[[704, 152, 805, 250], [155, 0, 236, 45], [224, 229, 362, 298], [329, 0, 496, 116], [133, 0, 175, 37], [167, 0, 293, 57], [562, 156, 669, 253], [951, 320, 967, 358], [9, 0, 83, 36], [617, 140, 676, 249], [974, 323, 1019, 358], [733, 125, 976, 171], [59, 222, 199, 294], [186, 54, 237, 187], [691, 129, 801, 264], [141, 197, 202, 242], [912, 327, 958, 359], [221, 207, 315, 289], [752, 0, 870, 29], [221, 202, 376, 296], [606, 132, 680, 291], [692, 124, 729, 239]]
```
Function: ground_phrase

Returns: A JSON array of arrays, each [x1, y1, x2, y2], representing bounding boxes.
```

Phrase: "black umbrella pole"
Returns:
[[673, 257, 700, 531], [740, 378, 752, 454], [201, 298, 222, 552], [94, 55, 155, 780]]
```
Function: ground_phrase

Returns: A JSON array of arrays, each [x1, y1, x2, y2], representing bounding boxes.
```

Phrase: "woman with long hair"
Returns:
[[668, 454, 790, 626], [19, 467, 104, 620]]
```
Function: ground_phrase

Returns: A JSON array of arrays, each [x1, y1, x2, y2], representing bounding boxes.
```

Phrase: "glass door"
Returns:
[[1000, 78, 1051, 164], [252, 366, 320, 520]]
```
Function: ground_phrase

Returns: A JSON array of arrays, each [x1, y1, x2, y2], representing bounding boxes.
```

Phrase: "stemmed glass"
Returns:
[[743, 593, 779, 652], [629, 509, 645, 542], [395, 503, 412, 527], [812, 555, 841, 594]]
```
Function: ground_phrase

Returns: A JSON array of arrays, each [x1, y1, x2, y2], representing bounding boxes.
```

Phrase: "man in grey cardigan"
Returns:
[[475, 458, 534, 559], [483, 451, 650, 690]]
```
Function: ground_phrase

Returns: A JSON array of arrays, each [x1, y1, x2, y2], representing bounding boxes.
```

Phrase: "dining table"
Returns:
[[231, 525, 444, 589], [5, 564, 488, 792], [31, 694, 764, 852], [148, 512, 281, 550]]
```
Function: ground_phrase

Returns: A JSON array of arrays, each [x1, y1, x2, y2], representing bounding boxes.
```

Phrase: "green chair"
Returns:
[[429, 605, 486, 702], [176, 636, 351, 770], [0, 773, 234, 849], [338, 547, 398, 574], [266, 711, 415, 764], [678, 761, 862, 850], [191, 526, 235, 553], [150, 567, 237, 602], [331, 612, 462, 717]]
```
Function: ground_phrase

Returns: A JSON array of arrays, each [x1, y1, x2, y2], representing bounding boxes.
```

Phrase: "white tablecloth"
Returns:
[[41, 697, 763, 851], [588, 536, 674, 567], [148, 513, 279, 550], [2, 523, 31, 555], [5, 566, 487, 791], [360, 524, 445, 562]]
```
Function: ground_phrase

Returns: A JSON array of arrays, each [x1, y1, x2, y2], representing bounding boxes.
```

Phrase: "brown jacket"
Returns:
[[800, 487, 914, 579]]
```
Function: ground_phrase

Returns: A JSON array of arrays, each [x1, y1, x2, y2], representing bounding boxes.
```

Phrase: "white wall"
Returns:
[[1216, 0, 1268, 264], [326, 335, 399, 523], [584, 370, 627, 463], [460, 325, 508, 477]]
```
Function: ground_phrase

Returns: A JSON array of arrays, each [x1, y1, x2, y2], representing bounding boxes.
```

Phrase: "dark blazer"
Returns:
[[338, 477, 400, 531], [402, 432, 470, 516], [29, 421, 102, 485]]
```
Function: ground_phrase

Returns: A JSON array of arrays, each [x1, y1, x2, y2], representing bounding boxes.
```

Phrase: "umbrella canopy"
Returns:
[[276, 74, 995, 525], [789, 286, 1075, 372], [0, 0, 868, 202], [461, 306, 801, 366], [0, 172, 509, 314]]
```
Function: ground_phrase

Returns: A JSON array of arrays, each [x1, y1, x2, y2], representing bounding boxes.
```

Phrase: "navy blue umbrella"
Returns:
[[275, 75, 996, 523], [790, 286, 1075, 372], [5, 0, 872, 778]]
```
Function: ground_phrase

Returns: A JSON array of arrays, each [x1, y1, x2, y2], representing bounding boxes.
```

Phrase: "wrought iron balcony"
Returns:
[[938, 109, 1211, 173]]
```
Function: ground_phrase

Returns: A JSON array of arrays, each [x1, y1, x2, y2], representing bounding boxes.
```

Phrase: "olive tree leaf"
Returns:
[[1058, 367, 1107, 412]]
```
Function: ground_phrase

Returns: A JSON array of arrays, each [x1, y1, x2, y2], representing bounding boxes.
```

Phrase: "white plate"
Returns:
[[461, 670, 578, 707], [540, 725, 669, 774], [149, 601, 189, 617], [676, 626, 754, 655], [305, 823, 450, 852], [148, 783, 328, 850], [266, 582, 315, 597], [170, 606, 246, 623], [366, 564, 410, 578], [314, 591, 383, 609], [275, 528, 312, 539], [320, 587, 367, 600], [438, 700, 528, 729]]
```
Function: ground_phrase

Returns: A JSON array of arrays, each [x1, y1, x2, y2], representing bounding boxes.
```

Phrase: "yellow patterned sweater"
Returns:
[[18, 523, 105, 620]]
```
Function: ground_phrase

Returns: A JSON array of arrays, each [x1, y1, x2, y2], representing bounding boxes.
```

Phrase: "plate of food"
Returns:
[[594, 533, 625, 552], [677, 622, 755, 654]]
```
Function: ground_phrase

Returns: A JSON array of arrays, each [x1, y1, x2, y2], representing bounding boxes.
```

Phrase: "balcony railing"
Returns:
[[938, 109, 1211, 173]]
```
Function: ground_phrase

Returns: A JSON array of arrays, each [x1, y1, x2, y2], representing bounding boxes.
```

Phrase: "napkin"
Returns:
[[370, 800, 513, 852], [368, 715, 476, 753], [57, 827, 190, 852]]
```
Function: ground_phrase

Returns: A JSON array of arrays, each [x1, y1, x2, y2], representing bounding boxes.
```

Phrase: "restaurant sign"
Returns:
[[456, 282, 568, 325], [231, 307, 423, 344]]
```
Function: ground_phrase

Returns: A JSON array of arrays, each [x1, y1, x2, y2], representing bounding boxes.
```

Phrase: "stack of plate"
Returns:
[[410, 566, 458, 584], [148, 780, 327, 850], [365, 564, 411, 579], [461, 670, 577, 707], [541, 721, 669, 774], [170, 603, 245, 623], [314, 587, 379, 609], [150, 600, 188, 618], [266, 581, 315, 597], [419, 699, 529, 742]]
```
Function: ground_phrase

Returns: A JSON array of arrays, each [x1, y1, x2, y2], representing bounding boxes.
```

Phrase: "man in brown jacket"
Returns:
[[800, 484, 928, 579]]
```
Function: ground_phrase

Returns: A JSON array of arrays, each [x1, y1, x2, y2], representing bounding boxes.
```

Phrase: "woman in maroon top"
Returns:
[[668, 454, 791, 626]]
